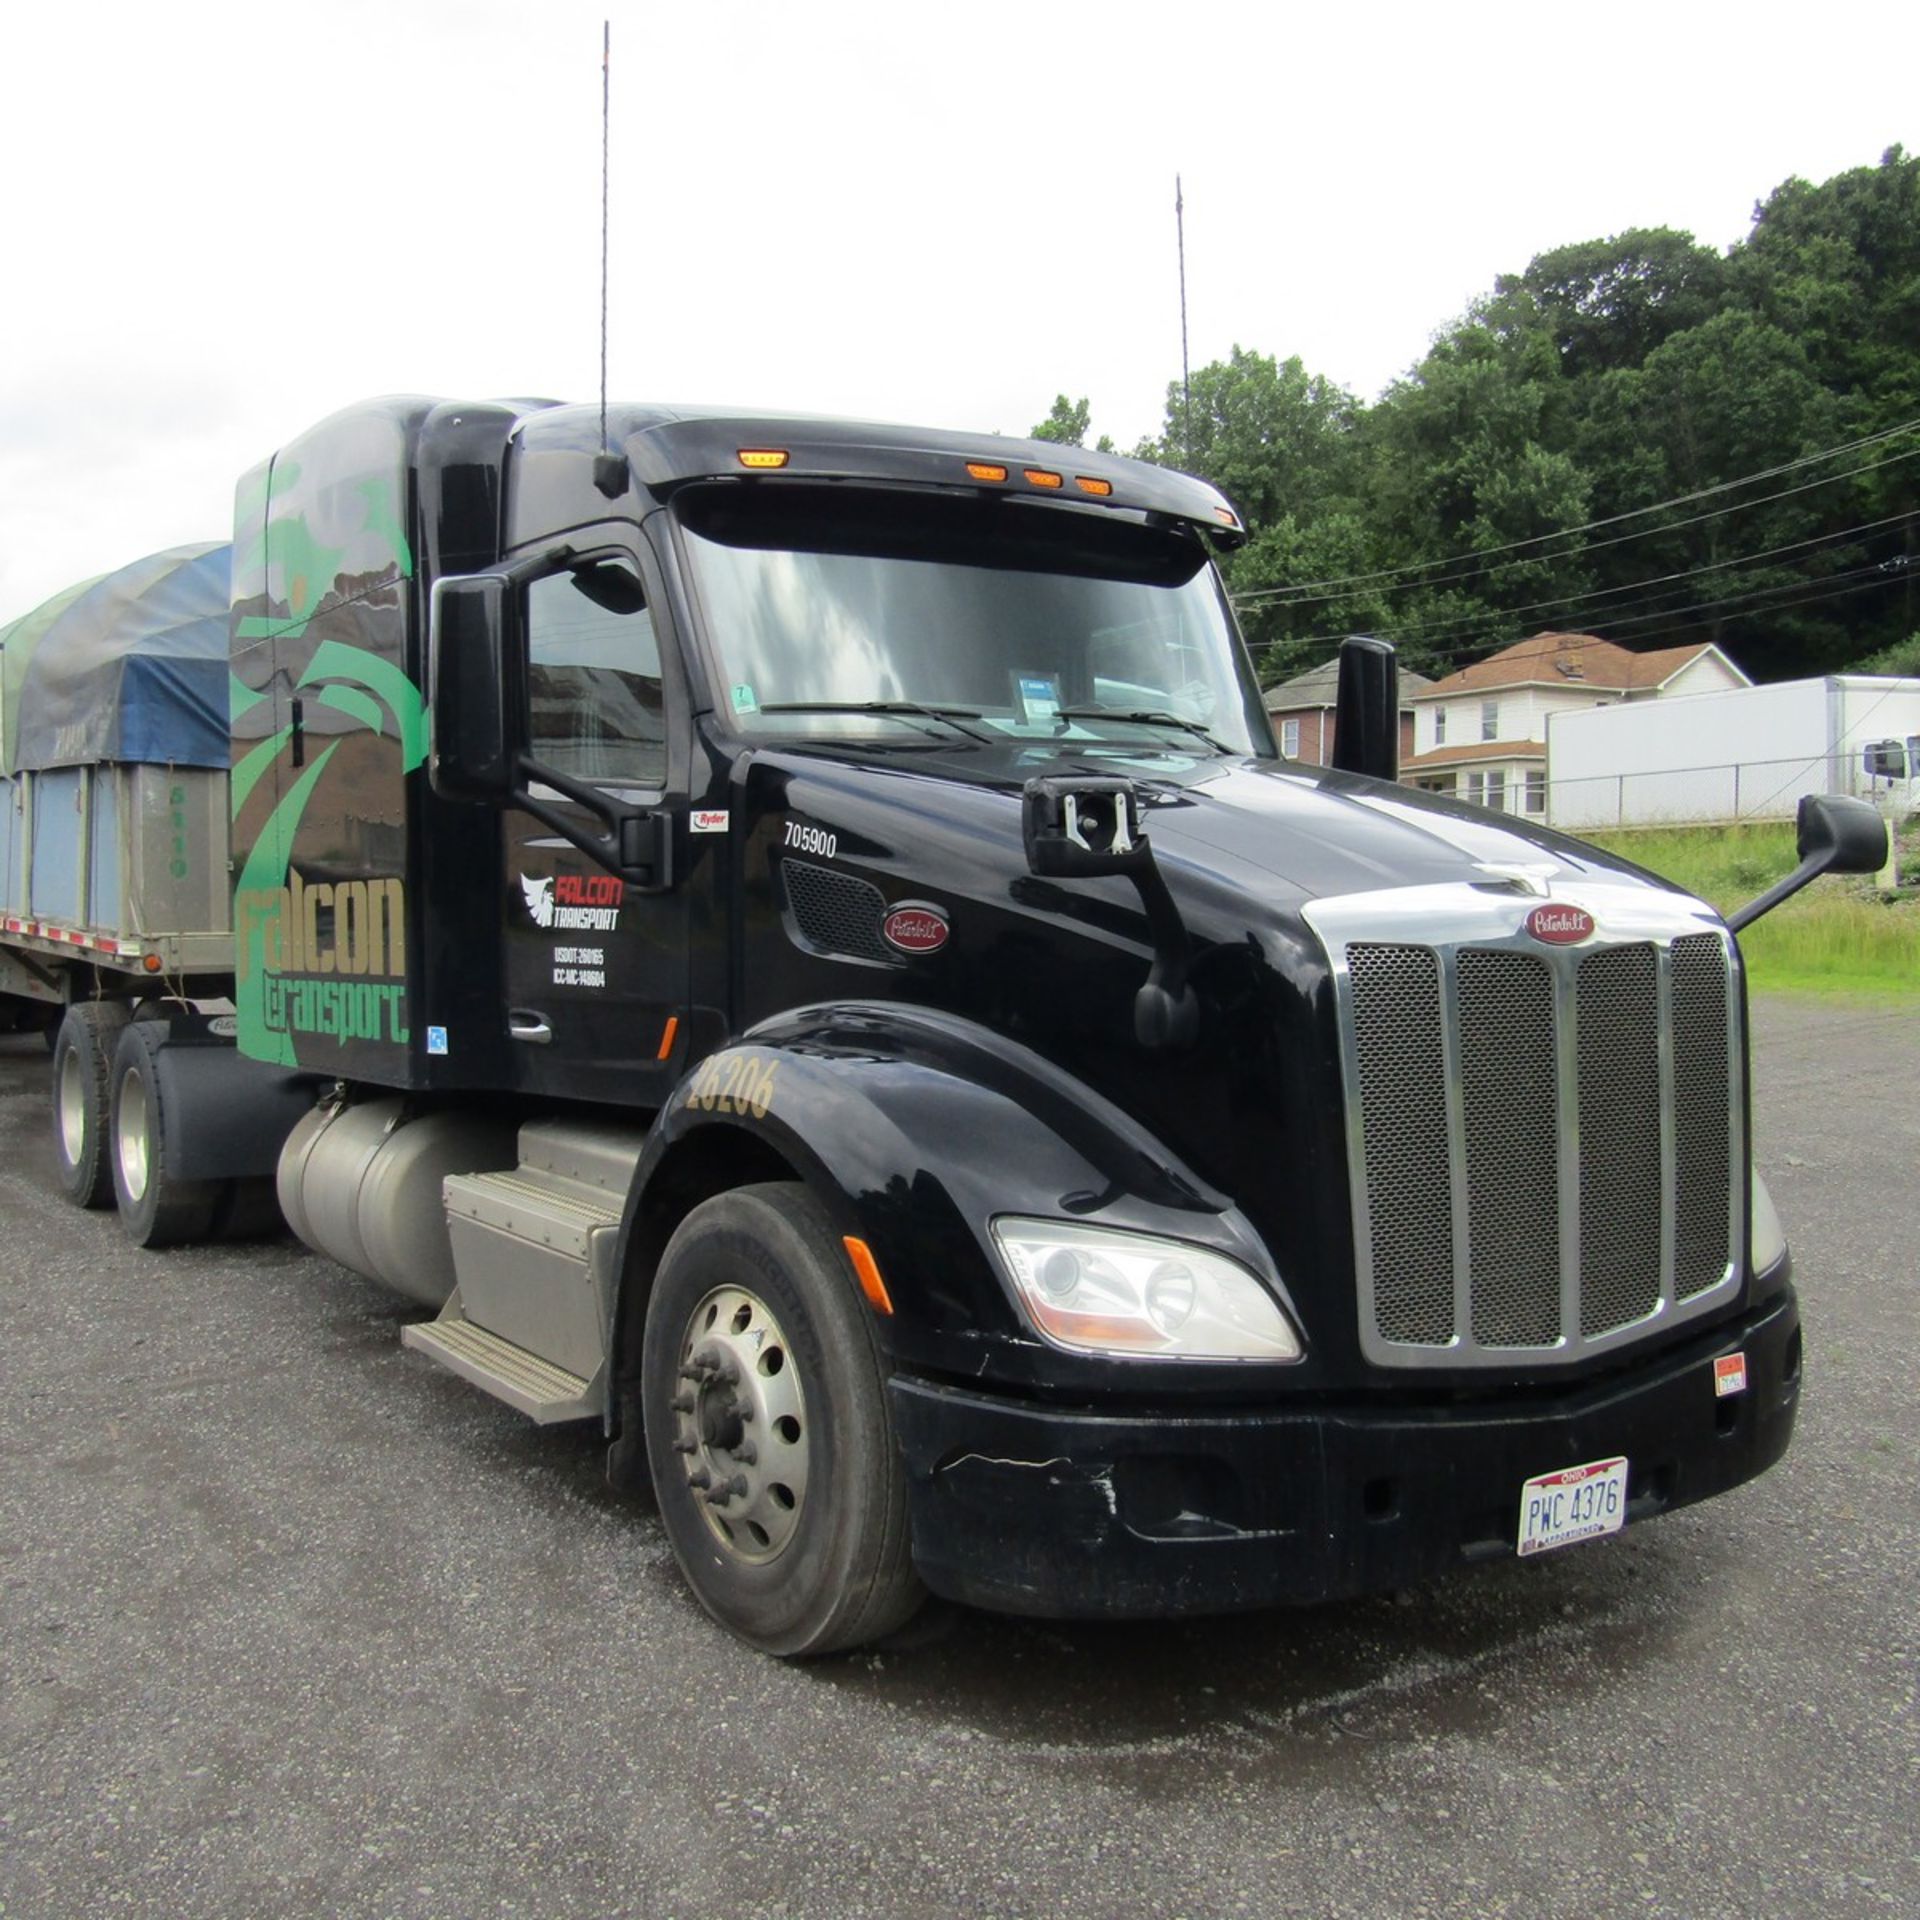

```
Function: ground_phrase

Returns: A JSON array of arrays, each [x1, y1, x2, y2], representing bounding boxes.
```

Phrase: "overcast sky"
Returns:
[[1, 0, 1912, 619]]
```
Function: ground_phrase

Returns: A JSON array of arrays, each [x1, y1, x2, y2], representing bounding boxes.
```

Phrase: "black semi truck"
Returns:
[[2, 395, 1886, 1654]]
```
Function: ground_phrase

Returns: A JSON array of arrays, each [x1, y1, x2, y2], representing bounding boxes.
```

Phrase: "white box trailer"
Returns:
[[1545, 676, 1920, 831]]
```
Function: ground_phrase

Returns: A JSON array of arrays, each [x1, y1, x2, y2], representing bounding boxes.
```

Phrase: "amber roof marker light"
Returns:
[[966, 461, 1008, 483], [1074, 476, 1113, 498], [1023, 468, 1064, 489], [737, 449, 790, 469]]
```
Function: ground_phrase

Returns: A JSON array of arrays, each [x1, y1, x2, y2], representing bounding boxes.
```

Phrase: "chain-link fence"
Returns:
[[1546, 751, 1919, 831]]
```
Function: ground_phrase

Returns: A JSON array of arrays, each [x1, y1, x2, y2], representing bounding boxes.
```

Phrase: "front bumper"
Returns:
[[887, 1289, 1800, 1619]]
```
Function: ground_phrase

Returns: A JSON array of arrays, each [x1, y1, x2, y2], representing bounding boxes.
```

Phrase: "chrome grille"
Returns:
[[1458, 951, 1561, 1347], [1348, 944, 1454, 1345], [1322, 897, 1741, 1370], [1671, 934, 1733, 1299], [1576, 944, 1664, 1337]]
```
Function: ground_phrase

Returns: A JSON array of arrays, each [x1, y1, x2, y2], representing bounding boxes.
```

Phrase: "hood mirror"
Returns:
[[1726, 794, 1889, 933]]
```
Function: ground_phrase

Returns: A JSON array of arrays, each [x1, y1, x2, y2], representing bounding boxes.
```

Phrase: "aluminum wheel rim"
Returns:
[[672, 1284, 809, 1564], [58, 1048, 87, 1167], [116, 1067, 151, 1203]]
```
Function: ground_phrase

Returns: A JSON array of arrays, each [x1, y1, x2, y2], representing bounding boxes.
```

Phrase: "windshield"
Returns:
[[675, 487, 1273, 759]]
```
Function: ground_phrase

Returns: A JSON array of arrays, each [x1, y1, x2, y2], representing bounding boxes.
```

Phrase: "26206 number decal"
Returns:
[[685, 1052, 780, 1118]]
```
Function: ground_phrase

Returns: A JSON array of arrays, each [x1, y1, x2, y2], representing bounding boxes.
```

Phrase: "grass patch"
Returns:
[[1581, 819, 1920, 1000]]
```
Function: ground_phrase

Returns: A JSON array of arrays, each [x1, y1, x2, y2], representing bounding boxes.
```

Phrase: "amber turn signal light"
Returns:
[[738, 449, 790, 469]]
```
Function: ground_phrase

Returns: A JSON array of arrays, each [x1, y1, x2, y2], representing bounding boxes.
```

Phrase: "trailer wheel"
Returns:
[[50, 1001, 133, 1208], [109, 1021, 220, 1248], [642, 1182, 923, 1657]]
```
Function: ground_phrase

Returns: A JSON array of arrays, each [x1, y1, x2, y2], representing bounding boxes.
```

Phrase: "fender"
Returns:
[[124, 1014, 318, 1183], [607, 1002, 1298, 1416]]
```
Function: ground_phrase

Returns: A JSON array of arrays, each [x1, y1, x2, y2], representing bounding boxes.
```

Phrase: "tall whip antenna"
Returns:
[[593, 20, 627, 497], [1176, 175, 1192, 462]]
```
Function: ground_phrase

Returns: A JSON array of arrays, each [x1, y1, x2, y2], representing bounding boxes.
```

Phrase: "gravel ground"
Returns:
[[0, 999, 1914, 1919]]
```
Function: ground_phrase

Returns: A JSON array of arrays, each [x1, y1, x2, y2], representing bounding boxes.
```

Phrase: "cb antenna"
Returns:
[[1176, 175, 1192, 464], [593, 19, 628, 498]]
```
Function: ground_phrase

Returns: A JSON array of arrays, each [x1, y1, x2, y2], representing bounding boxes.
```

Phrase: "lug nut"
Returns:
[[687, 1468, 711, 1490], [732, 1441, 757, 1465], [669, 1392, 695, 1415], [672, 1439, 696, 1455]]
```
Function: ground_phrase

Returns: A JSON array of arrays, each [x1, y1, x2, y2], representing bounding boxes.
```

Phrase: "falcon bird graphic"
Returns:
[[520, 874, 555, 929]]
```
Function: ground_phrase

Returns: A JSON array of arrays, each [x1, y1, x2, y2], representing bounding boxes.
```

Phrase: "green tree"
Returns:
[[1029, 394, 1114, 453], [1494, 229, 1729, 378]]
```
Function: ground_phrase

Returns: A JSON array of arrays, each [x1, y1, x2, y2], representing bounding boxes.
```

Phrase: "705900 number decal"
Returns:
[[686, 1052, 780, 1119]]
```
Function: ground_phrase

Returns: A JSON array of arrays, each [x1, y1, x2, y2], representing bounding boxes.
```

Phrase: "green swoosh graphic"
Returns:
[[297, 640, 430, 771], [232, 743, 339, 1066]]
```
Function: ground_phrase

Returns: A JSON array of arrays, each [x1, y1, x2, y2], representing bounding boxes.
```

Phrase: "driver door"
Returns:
[[500, 554, 689, 1107]]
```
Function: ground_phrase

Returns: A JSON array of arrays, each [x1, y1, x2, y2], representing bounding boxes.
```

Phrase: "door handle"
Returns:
[[508, 1009, 553, 1045]]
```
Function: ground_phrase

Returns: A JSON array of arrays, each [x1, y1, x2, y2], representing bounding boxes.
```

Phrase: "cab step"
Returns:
[[402, 1304, 598, 1424], [405, 1119, 646, 1424]]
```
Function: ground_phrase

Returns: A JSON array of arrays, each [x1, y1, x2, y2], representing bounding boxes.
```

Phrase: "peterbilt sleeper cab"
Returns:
[[21, 395, 1886, 1656]]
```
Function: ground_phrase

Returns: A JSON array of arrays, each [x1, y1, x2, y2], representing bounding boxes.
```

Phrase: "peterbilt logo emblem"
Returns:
[[882, 903, 950, 955], [1525, 904, 1595, 944]]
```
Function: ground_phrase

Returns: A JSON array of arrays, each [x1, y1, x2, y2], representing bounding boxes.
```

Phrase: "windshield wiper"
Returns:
[[756, 701, 991, 744], [1051, 707, 1229, 754]]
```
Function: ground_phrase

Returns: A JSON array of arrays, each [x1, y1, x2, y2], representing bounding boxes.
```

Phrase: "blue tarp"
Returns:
[[0, 542, 230, 773]]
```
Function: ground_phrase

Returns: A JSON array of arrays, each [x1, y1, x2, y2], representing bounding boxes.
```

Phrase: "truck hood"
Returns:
[[755, 743, 1676, 922]]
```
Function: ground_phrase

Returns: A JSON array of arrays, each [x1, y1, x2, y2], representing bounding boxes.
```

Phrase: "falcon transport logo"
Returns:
[[1524, 903, 1595, 945], [520, 872, 624, 932]]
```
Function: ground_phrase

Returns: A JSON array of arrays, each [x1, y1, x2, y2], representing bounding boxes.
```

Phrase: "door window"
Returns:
[[527, 564, 665, 787]]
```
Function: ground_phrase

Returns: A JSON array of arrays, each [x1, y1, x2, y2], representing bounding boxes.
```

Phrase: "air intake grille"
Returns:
[[1339, 923, 1737, 1367], [781, 860, 893, 964]]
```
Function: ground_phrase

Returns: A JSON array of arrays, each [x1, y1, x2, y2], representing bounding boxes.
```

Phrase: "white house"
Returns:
[[1402, 631, 1749, 818]]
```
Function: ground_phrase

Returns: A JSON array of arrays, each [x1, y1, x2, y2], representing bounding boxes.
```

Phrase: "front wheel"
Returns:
[[642, 1183, 923, 1656], [109, 1021, 221, 1248]]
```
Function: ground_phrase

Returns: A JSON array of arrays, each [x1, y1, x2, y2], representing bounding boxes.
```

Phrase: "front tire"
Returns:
[[642, 1183, 923, 1656], [50, 1001, 132, 1208], [109, 1021, 221, 1247]]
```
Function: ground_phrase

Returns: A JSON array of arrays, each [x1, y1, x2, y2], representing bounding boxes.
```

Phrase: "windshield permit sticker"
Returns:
[[731, 683, 760, 714], [1014, 673, 1061, 724], [692, 809, 730, 834]]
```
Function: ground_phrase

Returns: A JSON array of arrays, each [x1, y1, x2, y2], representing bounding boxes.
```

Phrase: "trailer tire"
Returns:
[[50, 1001, 133, 1208], [109, 1021, 221, 1248], [642, 1182, 923, 1657]]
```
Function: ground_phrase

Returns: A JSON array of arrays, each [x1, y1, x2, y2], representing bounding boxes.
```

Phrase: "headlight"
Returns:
[[990, 1217, 1302, 1362], [1751, 1171, 1787, 1275]]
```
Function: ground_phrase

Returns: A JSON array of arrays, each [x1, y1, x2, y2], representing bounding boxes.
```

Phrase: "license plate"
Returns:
[[1516, 1456, 1629, 1558]]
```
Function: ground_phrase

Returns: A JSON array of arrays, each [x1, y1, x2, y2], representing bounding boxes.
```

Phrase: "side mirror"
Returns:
[[1021, 776, 1145, 876], [1330, 634, 1399, 783], [428, 574, 522, 800], [1726, 794, 1889, 933]]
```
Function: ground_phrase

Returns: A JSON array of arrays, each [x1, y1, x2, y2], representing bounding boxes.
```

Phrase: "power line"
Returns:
[[1229, 416, 1920, 608], [1266, 561, 1918, 686], [1260, 509, 1918, 656]]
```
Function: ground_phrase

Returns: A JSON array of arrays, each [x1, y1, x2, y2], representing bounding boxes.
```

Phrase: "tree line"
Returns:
[[1034, 147, 1920, 687]]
